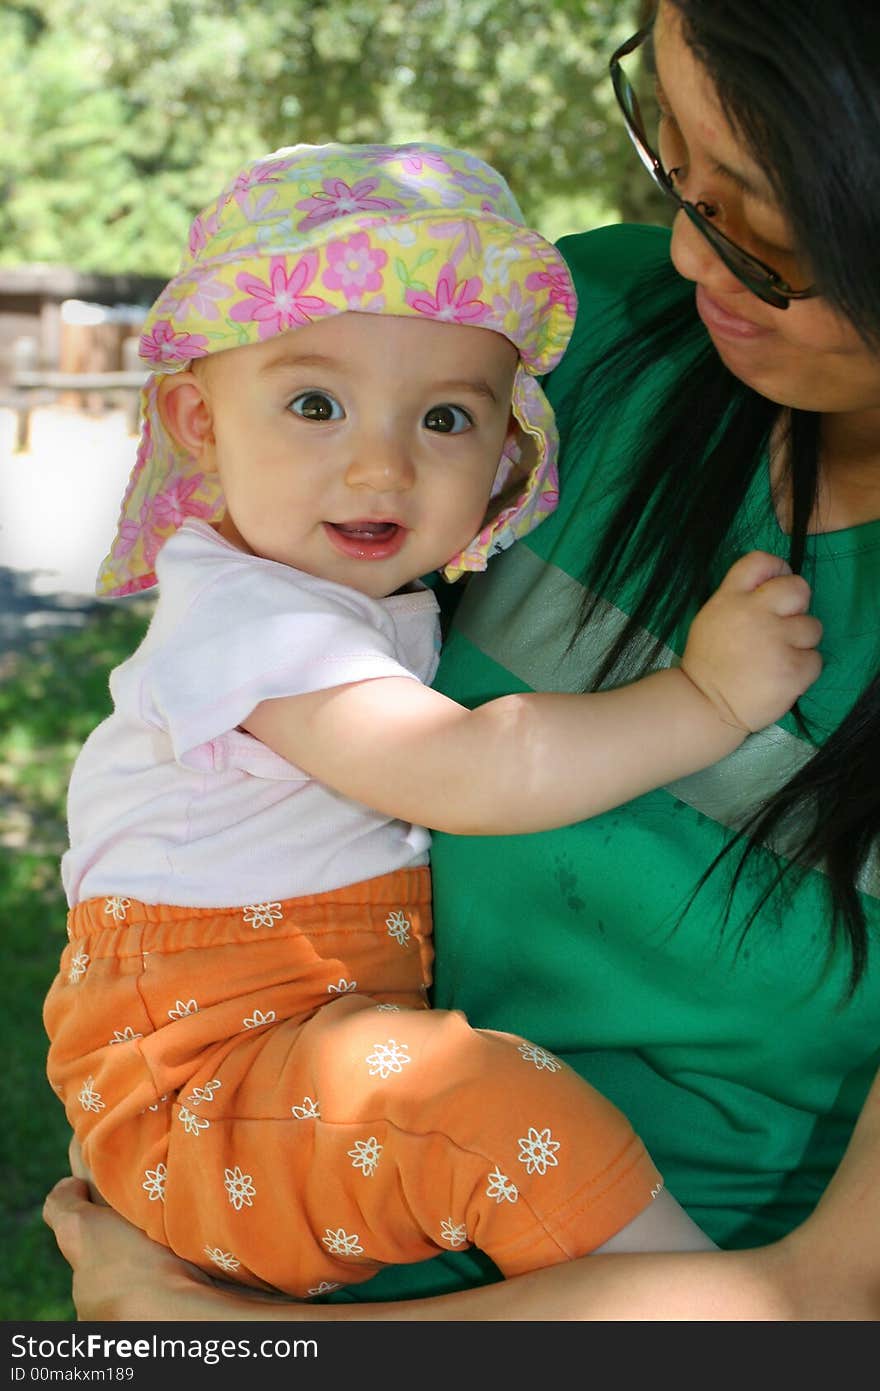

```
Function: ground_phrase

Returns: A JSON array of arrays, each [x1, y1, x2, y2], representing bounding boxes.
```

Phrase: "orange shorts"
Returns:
[[45, 867, 660, 1296]]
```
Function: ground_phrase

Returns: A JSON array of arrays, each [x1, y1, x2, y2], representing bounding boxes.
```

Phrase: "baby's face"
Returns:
[[193, 312, 518, 598]]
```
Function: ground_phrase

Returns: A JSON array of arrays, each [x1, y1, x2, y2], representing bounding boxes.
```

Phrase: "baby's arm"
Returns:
[[242, 551, 822, 836]]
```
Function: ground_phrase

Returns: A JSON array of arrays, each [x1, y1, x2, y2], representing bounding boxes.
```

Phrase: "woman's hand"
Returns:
[[43, 1177, 221, 1322], [42, 1175, 320, 1321]]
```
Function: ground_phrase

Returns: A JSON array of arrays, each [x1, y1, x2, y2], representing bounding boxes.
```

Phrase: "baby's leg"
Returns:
[[156, 993, 663, 1292], [46, 878, 668, 1296], [44, 870, 436, 1288], [594, 1189, 717, 1252]]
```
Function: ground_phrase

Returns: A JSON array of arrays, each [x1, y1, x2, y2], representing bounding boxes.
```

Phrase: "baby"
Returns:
[[45, 142, 821, 1298]]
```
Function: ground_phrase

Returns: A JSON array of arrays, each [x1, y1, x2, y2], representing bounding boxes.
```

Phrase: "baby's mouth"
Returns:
[[324, 519, 408, 561], [330, 521, 400, 540]]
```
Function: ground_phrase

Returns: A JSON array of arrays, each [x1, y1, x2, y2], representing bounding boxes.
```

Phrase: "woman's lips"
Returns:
[[324, 520, 407, 561], [696, 285, 773, 342]]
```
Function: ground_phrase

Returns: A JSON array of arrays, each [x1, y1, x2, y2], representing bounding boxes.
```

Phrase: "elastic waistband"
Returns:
[[67, 866, 432, 954]]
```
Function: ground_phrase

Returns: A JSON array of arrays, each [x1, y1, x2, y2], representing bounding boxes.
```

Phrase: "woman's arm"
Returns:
[[35, 1181, 775, 1321], [43, 1067, 880, 1322], [243, 552, 821, 836]]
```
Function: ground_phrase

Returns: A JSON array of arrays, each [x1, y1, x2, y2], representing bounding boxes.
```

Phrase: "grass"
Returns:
[[0, 600, 152, 1320]]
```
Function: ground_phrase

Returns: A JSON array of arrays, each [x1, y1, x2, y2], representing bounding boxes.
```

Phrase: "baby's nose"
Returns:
[[345, 442, 416, 492]]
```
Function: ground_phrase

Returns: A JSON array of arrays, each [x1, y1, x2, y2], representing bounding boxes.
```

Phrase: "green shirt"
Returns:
[[329, 222, 880, 1305]]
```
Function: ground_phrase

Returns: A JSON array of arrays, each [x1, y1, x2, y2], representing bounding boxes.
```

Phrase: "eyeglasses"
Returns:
[[609, 26, 817, 310]]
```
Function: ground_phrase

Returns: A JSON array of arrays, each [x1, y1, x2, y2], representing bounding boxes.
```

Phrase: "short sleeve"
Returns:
[[142, 551, 424, 767]]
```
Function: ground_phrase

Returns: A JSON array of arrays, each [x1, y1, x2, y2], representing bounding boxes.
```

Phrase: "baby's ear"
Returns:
[[157, 370, 216, 463], [503, 415, 536, 473], [504, 412, 520, 456]]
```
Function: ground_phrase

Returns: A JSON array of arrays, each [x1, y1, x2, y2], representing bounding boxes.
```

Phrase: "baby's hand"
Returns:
[[681, 550, 822, 734]]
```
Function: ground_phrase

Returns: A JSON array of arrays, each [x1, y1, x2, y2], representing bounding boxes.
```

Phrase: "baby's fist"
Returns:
[[682, 551, 823, 733]]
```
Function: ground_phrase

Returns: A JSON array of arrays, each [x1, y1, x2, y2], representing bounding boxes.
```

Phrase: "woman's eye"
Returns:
[[657, 117, 687, 176], [423, 404, 473, 434], [289, 391, 344, 422]]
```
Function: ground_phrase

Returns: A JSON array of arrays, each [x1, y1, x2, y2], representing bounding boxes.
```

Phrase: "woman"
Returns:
[[44, 0, 880, 1318]]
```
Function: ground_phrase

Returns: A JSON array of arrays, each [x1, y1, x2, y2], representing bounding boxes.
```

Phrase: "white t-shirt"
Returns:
[[62, 521, 441, 908]]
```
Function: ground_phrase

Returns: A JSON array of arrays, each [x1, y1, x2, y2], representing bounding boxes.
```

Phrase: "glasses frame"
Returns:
[[609, 26, 817, 310]]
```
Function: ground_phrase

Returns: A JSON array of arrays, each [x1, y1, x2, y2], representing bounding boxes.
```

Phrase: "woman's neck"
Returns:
[[771, 407, 880, 534]]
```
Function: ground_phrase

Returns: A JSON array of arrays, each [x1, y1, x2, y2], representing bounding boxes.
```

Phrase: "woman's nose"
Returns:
[[669, 208, 746, 298], [344, 437, 416, 493]]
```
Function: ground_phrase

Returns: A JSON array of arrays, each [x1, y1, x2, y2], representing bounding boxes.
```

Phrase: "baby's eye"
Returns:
[[289, 391, 344, 422], [423, 404, 473, 434]]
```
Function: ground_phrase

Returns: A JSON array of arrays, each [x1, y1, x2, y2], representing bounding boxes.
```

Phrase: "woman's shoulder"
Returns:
[[555, 222, 672, 305], [543, 223, 674, 402]]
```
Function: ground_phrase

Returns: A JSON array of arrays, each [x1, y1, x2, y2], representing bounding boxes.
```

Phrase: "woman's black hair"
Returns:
[[562, 0, 880, 991]]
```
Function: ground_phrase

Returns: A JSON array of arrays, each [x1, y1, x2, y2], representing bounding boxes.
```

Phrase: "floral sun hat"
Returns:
[[98, 141, 578, 596]]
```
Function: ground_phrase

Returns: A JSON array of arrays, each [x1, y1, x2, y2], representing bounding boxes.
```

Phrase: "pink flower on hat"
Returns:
[[451, 171, 504, 199], [151, 475, 215, 530], [295, 177, 405, 231], [526, 268, 577, 318], [491, 281, 540, 340], [114, 499, 151, 560], [230, 254, 333, 337], [322, 233, 388, 302], [142, 522, 163, 572], [188, 211, 220, 258], [165, 271, 230, 323], [429, 218, 482, 263], [534, 480, 559, 514], [406, 261, 489, 325], [212, 162, 290, 223], [232, 163, 287, 199], [375, 148, 451, 176], [140, 320, 210, 365]]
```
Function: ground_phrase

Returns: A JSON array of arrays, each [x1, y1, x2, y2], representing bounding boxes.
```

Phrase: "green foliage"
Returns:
[[0, 601, 152, 1319], [0, 0, 668, 276]]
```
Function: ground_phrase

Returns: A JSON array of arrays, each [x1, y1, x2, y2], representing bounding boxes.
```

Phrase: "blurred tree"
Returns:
[[0, 0, 668, 275]]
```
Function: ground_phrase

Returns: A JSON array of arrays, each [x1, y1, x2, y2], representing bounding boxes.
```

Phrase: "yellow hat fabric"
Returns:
[[98, 142, 577, 596]]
